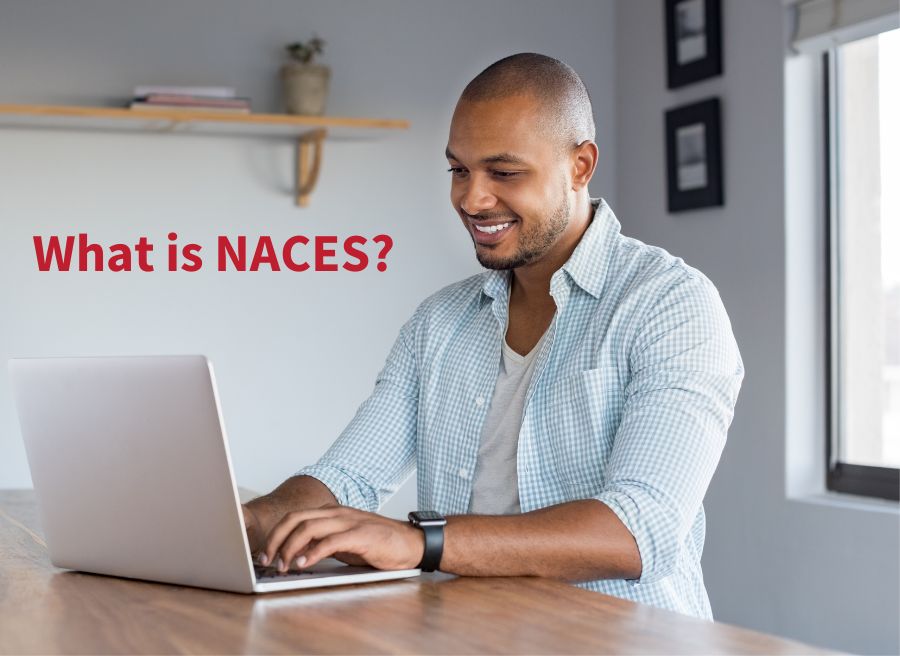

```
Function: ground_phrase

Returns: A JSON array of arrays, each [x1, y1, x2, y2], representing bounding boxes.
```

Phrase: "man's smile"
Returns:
[[474, 222, 510, 234], [466, 216, 518, 245]]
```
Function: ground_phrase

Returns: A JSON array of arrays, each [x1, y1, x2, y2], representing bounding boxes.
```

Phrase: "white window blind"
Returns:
[[790, 0, 899, 52]]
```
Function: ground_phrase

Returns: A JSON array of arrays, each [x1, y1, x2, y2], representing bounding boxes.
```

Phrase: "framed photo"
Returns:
[[665, 97, 723, 212], [665, 0, 722, 89]]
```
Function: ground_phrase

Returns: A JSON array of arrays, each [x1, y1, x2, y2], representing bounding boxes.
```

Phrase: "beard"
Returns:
[[474, 191, 571, 271]]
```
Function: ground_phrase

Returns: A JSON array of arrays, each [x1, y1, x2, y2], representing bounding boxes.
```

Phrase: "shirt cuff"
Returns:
[[592, 489, 665, 587], [294, 463, 379, 512]]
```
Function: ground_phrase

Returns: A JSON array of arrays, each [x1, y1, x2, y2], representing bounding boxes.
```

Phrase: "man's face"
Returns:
[[446, 95, 573, 271]]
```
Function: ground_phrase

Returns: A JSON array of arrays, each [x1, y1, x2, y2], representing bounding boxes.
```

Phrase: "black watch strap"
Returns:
[[408, 511, 446, 572]]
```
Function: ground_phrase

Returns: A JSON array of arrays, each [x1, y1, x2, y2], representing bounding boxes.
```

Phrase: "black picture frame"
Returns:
[[665, 97, 723, 213], [665, 0, 722, 89]]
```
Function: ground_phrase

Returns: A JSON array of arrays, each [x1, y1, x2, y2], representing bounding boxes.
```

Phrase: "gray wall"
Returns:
[[615, 1, 899, 654], [0, 0, 617, 524]]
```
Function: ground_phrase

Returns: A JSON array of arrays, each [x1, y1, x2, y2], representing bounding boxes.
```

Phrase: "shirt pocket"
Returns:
[[540, 367, 625, 491]]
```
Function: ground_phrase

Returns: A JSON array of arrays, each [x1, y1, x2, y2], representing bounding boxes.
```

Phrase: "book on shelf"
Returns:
[[132, 85, 237, 99], [127, 87, 252, 113], [133, 94, 251, 109]]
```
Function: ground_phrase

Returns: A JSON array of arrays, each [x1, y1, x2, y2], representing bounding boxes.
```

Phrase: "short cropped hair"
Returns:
[[459, 53, 595, 153]]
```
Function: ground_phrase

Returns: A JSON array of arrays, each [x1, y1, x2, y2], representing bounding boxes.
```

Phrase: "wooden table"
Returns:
[[0, 490, 831, 654]]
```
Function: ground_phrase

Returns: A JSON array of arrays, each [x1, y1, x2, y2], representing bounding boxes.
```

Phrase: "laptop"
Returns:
[[8, 355, 421, 593]]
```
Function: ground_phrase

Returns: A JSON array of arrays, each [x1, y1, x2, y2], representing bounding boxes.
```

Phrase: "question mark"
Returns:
[[373, 234, 393, 272]]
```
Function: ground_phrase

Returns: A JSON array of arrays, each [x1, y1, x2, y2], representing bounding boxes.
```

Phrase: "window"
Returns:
[[825, 27, 900, 501]]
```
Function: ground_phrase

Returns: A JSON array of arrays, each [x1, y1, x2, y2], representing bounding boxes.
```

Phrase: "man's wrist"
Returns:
[[405, 522, 426, 569], [408, 511, 447, 571]]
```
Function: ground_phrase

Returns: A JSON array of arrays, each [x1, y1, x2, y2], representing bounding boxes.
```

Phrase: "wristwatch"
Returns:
[[408, 510, 447, 572]]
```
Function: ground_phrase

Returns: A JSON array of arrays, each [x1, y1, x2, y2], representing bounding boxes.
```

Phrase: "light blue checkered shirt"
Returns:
[[297, 198, 744, 619]]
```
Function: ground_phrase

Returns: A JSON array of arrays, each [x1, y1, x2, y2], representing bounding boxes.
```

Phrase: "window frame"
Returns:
[[823, 47, 900, 502]]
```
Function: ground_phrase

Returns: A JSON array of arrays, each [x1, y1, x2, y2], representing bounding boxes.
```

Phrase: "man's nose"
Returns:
[[459, 176, 497, 216]]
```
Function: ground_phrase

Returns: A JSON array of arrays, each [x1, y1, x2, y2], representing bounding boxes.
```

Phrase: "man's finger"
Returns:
[[260, 506, 352, 566], [275, 517, 357, 571]]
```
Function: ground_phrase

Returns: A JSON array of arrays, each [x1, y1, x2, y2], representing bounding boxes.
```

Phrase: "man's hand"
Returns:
[[258, 505, 425, 572], [239, 474, 341, 560], [241, 504, 267, 556]]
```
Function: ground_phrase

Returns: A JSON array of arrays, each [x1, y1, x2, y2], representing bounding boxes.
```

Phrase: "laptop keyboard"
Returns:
[[254, 564, 319, 581]]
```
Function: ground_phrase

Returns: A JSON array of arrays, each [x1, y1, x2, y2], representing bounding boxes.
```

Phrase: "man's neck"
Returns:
[[510, 195, 595, 307]]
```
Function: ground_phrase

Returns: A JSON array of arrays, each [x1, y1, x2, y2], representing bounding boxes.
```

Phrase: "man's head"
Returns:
[[446, 53, 598, 271]]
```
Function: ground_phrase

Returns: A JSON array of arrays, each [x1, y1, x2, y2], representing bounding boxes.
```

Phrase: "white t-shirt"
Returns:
[[467, 326, 549, 515]]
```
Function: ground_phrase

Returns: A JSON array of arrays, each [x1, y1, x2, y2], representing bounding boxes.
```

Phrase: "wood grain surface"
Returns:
[[0, 490, 835, 655]]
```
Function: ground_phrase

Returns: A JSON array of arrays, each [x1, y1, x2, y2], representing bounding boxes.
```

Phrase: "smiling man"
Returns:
[[242, 53, 744, 620]]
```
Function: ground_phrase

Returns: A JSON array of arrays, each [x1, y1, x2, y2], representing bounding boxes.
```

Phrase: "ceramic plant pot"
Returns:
[[281, 62, 330, 115]]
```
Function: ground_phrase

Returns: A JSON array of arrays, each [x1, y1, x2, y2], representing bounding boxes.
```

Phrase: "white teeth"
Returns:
[[474, 222, 510, 234]]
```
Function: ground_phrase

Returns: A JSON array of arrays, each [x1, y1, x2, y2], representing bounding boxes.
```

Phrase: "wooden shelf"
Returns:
[[0, 103, 410, 206]]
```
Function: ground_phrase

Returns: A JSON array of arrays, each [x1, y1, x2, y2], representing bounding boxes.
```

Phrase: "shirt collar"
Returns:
[[481, 197, 619, 302]]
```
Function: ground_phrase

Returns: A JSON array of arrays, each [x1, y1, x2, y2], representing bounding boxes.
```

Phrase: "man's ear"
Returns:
[[570, 141, 598, 191]]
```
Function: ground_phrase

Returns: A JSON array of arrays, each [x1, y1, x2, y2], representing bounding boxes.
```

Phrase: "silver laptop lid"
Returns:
[[9, 355, 255, 593]]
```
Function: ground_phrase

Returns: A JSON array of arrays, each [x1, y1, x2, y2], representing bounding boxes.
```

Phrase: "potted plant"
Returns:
[[281, 35, 329, 115]]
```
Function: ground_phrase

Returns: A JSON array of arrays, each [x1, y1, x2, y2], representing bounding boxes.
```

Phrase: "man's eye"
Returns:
[[492, 171, 519, 178], [447, 167, 466, 175]]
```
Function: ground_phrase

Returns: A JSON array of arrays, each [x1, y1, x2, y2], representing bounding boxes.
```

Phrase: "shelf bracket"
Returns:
[[296, 128, 327, 207]]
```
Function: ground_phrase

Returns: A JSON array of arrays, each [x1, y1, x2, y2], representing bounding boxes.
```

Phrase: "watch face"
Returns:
[[410, 510, 446, 526]]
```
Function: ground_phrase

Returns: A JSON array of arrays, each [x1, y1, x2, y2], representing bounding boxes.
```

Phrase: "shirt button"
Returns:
[[458, 468, 470, 479], [475, 396, 485, 407]]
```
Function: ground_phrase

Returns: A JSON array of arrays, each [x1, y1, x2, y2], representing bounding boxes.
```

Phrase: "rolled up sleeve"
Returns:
[[592, 274, 744, 585], [295, 312, 420, 512]]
